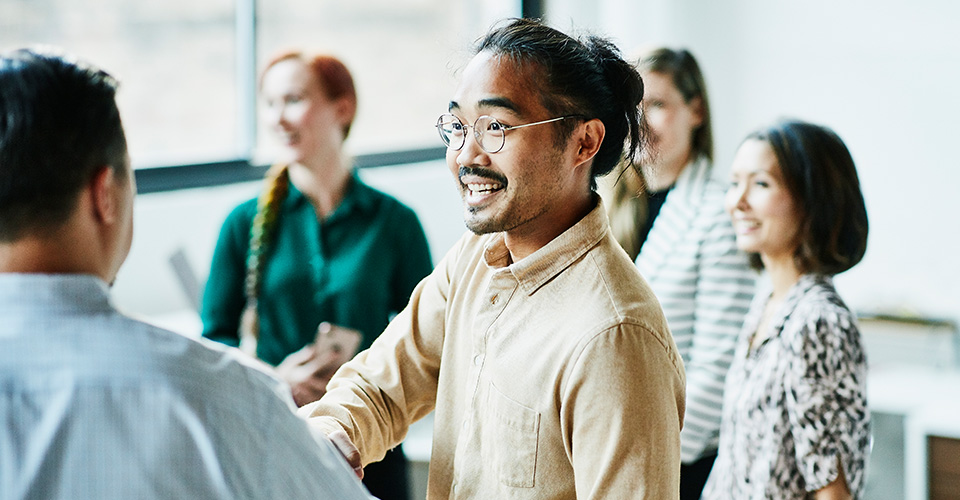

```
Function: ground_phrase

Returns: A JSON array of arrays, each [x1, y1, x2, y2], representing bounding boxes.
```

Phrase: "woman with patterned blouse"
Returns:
[[702, 120, 870, 499]]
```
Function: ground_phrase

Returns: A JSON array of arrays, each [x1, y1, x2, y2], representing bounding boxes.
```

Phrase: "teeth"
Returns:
[[467, 183, 502, 193]]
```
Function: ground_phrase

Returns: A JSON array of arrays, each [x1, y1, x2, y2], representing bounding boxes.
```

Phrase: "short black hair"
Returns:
[[475, 18, 645, 189], [0, 48, 128, 241], [746, 120, 869, 275]]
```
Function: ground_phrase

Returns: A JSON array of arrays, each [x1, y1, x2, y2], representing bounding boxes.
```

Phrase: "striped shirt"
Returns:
[[636, 158, 757, 463], [0, 273, 371, 500]]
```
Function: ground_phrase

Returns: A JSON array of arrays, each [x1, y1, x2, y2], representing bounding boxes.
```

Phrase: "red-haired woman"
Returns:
[[201, 51, 431, 500]]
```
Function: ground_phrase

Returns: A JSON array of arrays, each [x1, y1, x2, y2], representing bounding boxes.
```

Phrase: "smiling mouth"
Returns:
[[459, 166, 507, 201], [733, 219, 760, 233], [466, 182, 503, 196], [276, 129, 299, 146]]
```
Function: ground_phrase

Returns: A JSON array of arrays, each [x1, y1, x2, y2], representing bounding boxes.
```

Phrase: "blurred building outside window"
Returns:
[[0, 0, 519, 170]]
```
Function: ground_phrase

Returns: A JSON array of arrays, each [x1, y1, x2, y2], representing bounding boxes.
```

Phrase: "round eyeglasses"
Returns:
[[435, 113, 581, 154]]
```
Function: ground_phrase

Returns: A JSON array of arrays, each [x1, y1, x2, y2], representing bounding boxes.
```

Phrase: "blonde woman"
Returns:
[[599, 47, 756, 499]]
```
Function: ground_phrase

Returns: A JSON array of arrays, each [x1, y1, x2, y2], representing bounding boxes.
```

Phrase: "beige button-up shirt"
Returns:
[[302, 201, 686, 499]]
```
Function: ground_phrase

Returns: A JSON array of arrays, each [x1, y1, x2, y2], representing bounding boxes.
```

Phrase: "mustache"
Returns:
[[459, 165, 508, 185]]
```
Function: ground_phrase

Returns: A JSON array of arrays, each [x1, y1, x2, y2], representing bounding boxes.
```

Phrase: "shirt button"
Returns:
[[473, 354, 482, 366], [462, 420, 469, 430]]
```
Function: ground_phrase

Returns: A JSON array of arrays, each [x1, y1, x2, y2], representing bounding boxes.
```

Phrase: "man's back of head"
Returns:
[[0, 48, 129, 242], [0, 48, 134, 282]]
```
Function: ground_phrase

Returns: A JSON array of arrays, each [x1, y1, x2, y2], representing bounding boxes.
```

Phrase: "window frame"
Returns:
[[135, 0, 542, 194]]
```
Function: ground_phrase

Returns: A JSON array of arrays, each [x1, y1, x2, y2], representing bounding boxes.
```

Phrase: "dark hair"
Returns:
[[475, 18, 644, 188], [745, 120, 869, 275], [636, 47, 713, 163], [260, 51, 358, 138], [0, 48, 128, 242]]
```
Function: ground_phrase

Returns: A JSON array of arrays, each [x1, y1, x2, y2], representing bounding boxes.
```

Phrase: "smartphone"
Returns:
[[313, 322, 362, 365]]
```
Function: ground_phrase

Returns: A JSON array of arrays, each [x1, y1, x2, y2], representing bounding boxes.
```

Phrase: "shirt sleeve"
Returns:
[[683, 213, 756, 459], [262, 391, 373, 500], [200, 202, 254, 347], [299, 236, 463, 465], [563, 322, 685, 499], [389, 204, 433, 313], [783, 304, 867, 492]]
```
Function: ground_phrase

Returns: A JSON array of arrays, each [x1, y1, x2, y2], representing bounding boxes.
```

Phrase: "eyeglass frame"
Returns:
[[435, 113, 583, 154]]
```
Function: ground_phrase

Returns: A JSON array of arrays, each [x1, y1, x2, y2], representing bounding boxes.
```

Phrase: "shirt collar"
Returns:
[[284, 170, 377, 219], [482, 196, 609, 296], [758, 273, 832, 332], [0, 273, 113, 314]]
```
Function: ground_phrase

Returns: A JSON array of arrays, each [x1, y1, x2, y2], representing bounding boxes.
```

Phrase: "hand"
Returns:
[[812, 458, 852, 500], [275, 343, 341, 407], [328, 429, 364, 479]]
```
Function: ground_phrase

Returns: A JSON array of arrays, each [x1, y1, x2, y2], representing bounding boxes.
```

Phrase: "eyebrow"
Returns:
[[448, 97, 521, 115]]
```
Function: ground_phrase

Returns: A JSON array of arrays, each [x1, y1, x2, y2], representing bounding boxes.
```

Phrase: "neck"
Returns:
[[1, 195, 121, 282], [504, 192, 595, 263], [762, 253, 803, 299], [288, 152, 352, 219], [0, 233, 103, 279], [642, 152, 692, 192]]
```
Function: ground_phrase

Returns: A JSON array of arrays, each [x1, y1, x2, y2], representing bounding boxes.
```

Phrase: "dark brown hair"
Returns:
[[746, 119, 869, 275]]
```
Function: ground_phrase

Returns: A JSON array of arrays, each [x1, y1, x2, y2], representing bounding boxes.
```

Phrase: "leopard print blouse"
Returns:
[[702, 274, 871, 499]]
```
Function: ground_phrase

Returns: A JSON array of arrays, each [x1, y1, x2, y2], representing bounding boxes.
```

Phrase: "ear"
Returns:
[[573, 118, 605, 168], [688, 96, 705, 128], [90, 166, 119, 224], [334, 96, 357, 127]]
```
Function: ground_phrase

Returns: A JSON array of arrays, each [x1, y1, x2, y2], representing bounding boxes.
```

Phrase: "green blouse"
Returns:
[[201, 173, 433, 366]]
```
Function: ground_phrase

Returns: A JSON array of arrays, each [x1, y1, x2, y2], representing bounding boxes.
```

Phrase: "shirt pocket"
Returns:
[[486, 382, 540, 488]]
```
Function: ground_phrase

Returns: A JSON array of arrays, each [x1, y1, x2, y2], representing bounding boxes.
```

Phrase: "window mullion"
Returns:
[[235, 0, 258, 160]]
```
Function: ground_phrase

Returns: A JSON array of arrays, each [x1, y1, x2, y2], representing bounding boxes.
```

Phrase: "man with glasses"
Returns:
[[303, 18, 685, 498]]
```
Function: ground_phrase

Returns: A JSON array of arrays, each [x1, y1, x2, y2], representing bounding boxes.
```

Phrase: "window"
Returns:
[[1, 0, 520, 171], [1, 0, 240, 167], [257, 0, 519, 161]]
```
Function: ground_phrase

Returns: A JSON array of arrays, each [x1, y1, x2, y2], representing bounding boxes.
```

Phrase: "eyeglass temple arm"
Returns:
[[504, 115, 579, 131]]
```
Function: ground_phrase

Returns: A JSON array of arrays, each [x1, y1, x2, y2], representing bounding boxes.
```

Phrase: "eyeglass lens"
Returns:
[[436, 115, 506, 153]]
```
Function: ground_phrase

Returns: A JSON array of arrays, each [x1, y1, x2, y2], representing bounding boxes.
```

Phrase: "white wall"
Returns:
[[115, 1, 960, 328], [547, 0, 960, 323]]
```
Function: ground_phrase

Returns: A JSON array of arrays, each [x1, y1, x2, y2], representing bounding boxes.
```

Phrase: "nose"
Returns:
[[725, 183, 749, 214], [263, 101, 287, 129], [734, 185, 751, 211], [455, 126, 489, 167]]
